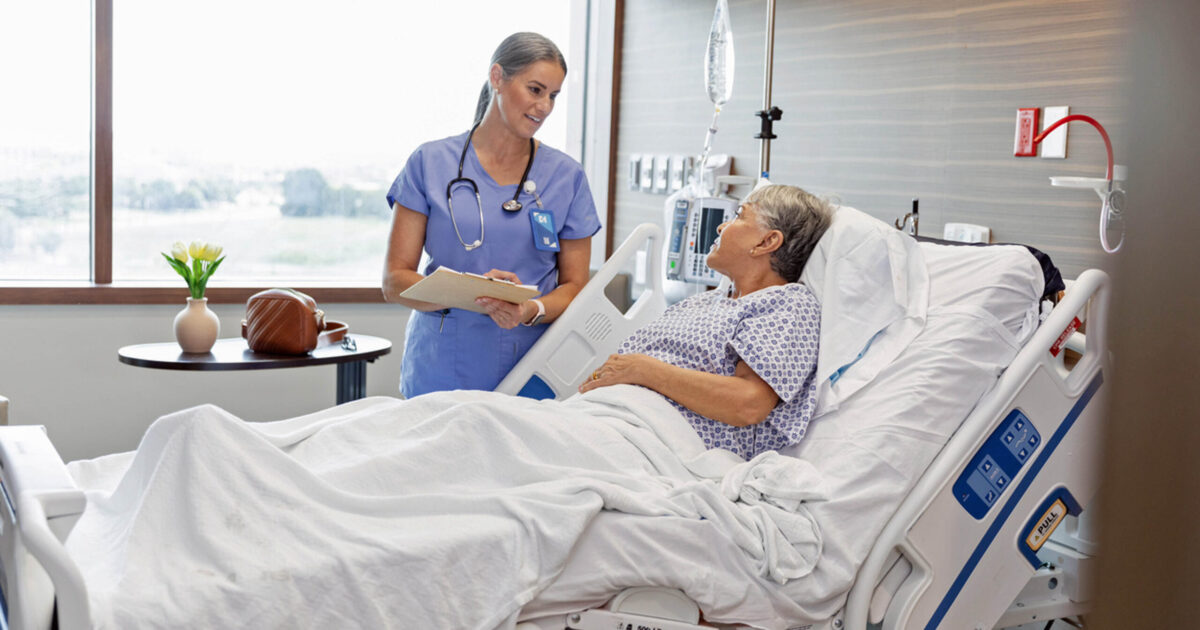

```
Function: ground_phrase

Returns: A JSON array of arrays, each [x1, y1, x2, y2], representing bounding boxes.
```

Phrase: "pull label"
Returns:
[[1026, 498, 1067, 551]]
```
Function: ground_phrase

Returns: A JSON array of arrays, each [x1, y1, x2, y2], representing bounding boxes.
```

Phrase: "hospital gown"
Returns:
[[619, 283, 820, 459]]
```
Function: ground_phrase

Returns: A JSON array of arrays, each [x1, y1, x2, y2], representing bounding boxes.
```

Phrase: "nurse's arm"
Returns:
[[529, 236, 591, 324], [382, 203, 446, 311]]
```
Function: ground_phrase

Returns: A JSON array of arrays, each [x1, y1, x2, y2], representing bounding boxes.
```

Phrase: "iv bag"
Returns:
[[705, 0, 735, 106]]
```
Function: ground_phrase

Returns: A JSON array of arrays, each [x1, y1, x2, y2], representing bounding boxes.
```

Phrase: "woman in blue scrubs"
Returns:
[[383, 32, 601, 398]]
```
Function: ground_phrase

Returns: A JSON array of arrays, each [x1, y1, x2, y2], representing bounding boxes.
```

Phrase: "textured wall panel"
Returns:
[[614, 0, 1128, 278]]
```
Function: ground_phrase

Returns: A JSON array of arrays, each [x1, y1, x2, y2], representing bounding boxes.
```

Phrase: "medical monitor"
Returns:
[[682, 197, 736, 284]]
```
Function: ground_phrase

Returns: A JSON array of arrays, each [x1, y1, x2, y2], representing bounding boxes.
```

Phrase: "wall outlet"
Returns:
[[628, 154, 641, 190], [668, 155, 692, 191], [1040, 106, 1070, 159], [652, 155, 669, 193], [639, 155, 654, 192], [943, 222, 992, 243], [1014, 108, 1039, 157]]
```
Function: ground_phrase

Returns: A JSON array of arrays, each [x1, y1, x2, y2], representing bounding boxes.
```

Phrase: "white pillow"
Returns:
[[799, 206, 930, 417], [918, 241, 1046, 346]]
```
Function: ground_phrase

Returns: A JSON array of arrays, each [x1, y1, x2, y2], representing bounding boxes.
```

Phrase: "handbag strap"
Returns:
[[317, 320, 349, 347]]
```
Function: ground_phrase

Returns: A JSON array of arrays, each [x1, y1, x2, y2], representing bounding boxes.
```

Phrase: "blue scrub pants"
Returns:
[[400, 308, 545, 399]]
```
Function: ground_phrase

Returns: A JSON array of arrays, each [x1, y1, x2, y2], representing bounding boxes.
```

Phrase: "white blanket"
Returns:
[[66, 385, 825, 629]]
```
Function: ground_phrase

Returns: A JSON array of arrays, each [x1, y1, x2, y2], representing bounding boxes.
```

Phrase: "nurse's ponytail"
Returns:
[[473, 32, 568, 126]]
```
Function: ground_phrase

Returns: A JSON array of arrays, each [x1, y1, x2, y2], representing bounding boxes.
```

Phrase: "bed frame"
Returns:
[[0, 228, 1109, 630], [520, 260, 1110, 629]]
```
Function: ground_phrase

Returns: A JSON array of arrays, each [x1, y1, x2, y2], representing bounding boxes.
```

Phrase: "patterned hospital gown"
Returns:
[[618, 283, 821, 459]]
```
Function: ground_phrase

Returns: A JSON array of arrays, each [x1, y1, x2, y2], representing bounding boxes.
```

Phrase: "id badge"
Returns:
[[530, 210, 560, 252]]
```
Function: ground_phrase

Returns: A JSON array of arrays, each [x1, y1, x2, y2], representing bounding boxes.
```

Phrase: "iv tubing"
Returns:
[[759, 0, 777, 178], [697, 106, 722, 187]]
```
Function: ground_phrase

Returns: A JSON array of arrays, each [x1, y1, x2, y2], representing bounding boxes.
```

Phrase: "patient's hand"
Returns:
[[578, 353, 658, 393]]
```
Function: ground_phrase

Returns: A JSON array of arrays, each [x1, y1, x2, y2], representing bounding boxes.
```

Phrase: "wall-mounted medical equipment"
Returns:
[[943, 222, 992, 244], [1015, 112, 1126, 253], [894, 198, 920, 236], [665, 196, 737, 284]]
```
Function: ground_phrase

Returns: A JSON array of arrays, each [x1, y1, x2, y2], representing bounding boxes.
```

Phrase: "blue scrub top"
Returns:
[[387, 130, 601, 398]]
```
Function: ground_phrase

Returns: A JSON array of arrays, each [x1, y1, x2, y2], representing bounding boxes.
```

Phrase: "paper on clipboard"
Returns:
[[398, 267, 540, 314]]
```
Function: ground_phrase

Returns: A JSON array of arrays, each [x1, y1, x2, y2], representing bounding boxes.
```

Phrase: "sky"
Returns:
[[1, 1, 573, 179]]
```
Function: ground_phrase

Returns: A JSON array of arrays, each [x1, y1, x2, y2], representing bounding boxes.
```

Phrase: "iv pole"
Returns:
[[756, 0, 782, 181]]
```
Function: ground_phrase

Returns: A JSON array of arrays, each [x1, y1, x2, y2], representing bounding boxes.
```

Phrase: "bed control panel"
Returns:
[[954, 409, 1041, 519]]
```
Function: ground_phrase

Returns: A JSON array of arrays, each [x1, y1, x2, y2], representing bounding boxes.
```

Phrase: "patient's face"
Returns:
[[707, 203, 769, 273]]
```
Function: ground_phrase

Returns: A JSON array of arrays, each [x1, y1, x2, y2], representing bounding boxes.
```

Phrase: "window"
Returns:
[[0, 2, 91, 281], [2, 0, 576, 298]]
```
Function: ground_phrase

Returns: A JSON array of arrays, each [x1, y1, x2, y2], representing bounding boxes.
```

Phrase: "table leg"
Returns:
[[336, 360, 367, 404]]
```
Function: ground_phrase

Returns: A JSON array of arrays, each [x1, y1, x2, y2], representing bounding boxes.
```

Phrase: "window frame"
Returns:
[[0, 0, 614, 305]]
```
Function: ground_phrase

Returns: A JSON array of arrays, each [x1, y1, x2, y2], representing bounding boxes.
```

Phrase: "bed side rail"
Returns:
[[496, 223, 668, 400], [845, 269, 1110, 630], [0, 426, 90, 630]]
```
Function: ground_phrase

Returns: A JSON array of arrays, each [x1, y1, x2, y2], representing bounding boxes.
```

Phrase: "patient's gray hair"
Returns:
[[474, 32, 567, 126], [744, 184, 833, 283]]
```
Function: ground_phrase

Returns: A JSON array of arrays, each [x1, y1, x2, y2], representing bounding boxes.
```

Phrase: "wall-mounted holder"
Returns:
[[1049, 164, 1127, 240], [1025, 114, 1125, 253], [1049, 164, 1127, 205]]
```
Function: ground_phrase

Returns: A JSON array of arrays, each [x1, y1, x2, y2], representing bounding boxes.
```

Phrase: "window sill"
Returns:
[[0, 282, 386, 305]]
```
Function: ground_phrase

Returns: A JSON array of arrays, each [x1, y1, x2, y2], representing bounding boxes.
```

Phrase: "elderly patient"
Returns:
[[580, 184, 833, 459]]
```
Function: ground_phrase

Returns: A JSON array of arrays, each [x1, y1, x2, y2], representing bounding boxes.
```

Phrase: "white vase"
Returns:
[[174, 297, 220, 353]]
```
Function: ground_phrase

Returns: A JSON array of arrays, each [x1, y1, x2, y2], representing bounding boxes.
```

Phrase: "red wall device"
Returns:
[[1014, 108, 1040, 157]]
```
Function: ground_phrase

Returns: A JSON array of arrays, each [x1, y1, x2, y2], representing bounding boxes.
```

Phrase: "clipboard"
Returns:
[[398, 267, 541, 314]]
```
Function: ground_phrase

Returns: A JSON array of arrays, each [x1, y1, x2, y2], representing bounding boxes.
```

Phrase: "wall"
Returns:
[[0, 303, 406, 461], [1092, 0, 1200, 626], [613, 0, 1128, 278]]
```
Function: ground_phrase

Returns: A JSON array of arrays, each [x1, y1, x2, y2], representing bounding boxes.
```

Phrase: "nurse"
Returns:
[[383, 32, 601, 398]]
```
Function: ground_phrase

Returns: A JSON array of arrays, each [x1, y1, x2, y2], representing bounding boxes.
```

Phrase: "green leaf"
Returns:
[[161, 253, 193, 283], [198, 255, 225, 283]]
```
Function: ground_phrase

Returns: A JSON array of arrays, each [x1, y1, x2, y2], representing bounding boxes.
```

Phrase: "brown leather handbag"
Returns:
[[241, 288, 348, 355]]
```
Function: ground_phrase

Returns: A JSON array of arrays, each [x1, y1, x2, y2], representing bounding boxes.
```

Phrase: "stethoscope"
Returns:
[[446, 123, 536, 251]]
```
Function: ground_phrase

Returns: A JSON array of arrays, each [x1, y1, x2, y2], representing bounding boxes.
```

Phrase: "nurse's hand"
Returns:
[[482, 269, 521, 284], [475, 296, 533, 330]]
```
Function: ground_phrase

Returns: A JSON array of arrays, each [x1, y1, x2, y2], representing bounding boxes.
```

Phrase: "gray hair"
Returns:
[[744, 184, 834, 283], [473, 32, 567, 126]]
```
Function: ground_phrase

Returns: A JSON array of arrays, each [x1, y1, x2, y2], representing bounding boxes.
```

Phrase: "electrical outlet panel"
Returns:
[[1040, 106, 1070, 159], [1014, 108, 1040, 157], [943, 222, 992, 244], [628, 154, 641, 190], [639, 155, 654, 192], [652, 155, 669, 193], [668, 155, 693, 192]]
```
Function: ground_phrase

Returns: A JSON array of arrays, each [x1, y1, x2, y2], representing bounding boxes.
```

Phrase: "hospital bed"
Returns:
[[0, 207, 1108, 630]]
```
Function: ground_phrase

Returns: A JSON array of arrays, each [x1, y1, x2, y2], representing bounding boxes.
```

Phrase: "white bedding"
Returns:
[[61, 214, 1051, 629], [66, 385, 826, 629]]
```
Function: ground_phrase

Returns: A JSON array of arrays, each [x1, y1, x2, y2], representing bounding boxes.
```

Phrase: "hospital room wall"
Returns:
[[0, 304, 405, 462], [610, 0, 1128, 279]]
